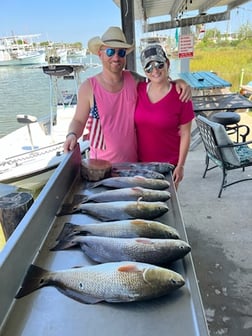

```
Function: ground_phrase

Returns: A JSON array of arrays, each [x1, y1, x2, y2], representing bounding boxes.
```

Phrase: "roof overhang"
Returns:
[[113, 0, 251, 32]]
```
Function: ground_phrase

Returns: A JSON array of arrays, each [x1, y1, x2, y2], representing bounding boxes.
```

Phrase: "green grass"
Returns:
[[190, 47, 252, 92]]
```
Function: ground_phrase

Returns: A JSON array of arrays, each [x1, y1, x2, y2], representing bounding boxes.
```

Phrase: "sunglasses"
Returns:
[[101, 48, 126, 58], [144, 61, 165, 73]]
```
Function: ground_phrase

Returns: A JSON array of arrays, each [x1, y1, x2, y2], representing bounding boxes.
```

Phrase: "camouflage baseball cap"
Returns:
[[140, 44, 168, 69]]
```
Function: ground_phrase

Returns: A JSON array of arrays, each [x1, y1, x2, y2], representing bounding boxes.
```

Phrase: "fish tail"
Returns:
[[72, 194, 88, 204], [15, 264, 49, 298], [86, 181, 100, 189], [50, 238, 78, 251], [56, 222, 81, 240], [56, 203, 80, 216]]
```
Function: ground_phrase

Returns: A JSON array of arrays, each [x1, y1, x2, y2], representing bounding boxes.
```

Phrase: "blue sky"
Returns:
[[0, 0, 252, 47]]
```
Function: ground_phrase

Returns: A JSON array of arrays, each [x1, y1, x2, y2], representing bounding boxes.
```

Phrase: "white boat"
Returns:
[[67, 48, 87, 58], [0, 63, 90, 191], [0, 34, 46, 66]]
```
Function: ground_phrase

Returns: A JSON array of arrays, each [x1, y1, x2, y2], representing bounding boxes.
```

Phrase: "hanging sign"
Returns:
[[178, 35, 194, 58]]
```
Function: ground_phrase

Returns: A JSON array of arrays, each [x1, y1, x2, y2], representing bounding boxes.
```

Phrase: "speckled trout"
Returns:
[[88, 176, 170, 190], [15, 262, 185, 304], [51, 236, 191, 265], [112, 162, 175, 174], [55, 219, 180, 241], [112, 168, 166, 179], [57, 200, 169, 220]]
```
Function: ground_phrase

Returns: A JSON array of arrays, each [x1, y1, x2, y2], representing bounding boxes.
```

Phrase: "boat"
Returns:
[[139, 34, 171, 56], [67, 48, 87, 58], [0, 63, 90, 192], [45, 43, 68, 64], [0, 34, 46, 66]]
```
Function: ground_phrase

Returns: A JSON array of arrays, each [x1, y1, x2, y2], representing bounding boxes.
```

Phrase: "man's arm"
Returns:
[[63, 80, 92, 152], [172, 78, 192, 102]]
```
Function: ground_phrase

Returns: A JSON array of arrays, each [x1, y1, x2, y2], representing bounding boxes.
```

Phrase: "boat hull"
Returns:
[[0, 63, 88, 188], [0, 51, 45, 66]]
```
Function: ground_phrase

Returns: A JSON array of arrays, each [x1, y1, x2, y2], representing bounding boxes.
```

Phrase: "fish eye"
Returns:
[[79, 282, 84, 289], [171, 278, 177, 284]]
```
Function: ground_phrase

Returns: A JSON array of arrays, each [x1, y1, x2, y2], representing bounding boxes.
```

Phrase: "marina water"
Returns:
[[0, 55, 181, 139]]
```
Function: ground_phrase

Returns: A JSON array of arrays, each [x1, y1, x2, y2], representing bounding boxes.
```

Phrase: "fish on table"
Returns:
[[69, 187, 171, 206], [112, 162, 175, 174], [15, 261, 185, 304], [51, 236, 191, 265], [57, 200, 169, 220], [111, 168, 166, 179], [88, 176, 170, 190], [56, 219, 180, 241]]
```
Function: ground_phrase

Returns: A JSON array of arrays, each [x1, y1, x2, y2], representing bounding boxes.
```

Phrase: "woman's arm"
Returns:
[[173, 121, 192, 189]]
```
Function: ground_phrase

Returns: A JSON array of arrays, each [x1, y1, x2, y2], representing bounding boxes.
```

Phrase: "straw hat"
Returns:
[[88, 26, 134, 55]]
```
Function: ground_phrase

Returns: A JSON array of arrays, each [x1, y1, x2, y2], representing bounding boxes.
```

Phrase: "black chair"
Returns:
[[209, 111, 250, 143], [196, 115, 252, 197]]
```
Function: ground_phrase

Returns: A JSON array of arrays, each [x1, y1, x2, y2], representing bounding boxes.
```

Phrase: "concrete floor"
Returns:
[[177, 114, 252, 336]]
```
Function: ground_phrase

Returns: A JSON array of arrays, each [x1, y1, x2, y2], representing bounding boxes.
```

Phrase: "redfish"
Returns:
[[73, 187, 171, 204], [51, 236, 191, 265], [57, 200, 169, 220], [55, 219, 180, 241], [15, 262, 185, 304]]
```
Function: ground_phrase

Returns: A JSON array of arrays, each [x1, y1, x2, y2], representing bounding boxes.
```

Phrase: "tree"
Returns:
[[203, 28, 221, 43], [238, 23, 252, 40]]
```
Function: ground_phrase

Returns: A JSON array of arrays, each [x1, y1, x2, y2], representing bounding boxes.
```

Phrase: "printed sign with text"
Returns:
[[178, 35, 194, 58]]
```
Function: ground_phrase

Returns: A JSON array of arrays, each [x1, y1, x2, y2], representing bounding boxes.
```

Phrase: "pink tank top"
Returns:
[[89, 71, 137, 163]]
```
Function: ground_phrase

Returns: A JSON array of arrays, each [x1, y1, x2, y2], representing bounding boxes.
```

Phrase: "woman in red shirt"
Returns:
[[135, 44, 195, 188]]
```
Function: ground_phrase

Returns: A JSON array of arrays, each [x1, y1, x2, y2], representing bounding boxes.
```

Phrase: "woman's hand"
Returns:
[[173, 165, 184, 190]]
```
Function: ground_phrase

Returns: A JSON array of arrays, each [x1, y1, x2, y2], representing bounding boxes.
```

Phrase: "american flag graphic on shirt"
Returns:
[[85, 99, 106, 150]]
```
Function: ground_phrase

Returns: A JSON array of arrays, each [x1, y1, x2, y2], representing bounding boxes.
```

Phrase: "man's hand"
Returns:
[[63, 132, 77, 152], [174, 79, 192, 102]]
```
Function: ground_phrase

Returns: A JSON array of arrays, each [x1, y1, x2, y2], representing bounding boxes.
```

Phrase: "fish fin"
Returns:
[[84, 253, 108, 263], [50, 237, 79, 251], [131, 219, 148, 225], [71, 265, 83, 269], [134, 176, 147, 181], [131, 187, 143, 192], [118, 264, 141, 273], [56, 203, 81, 216], [134, 175, 149, 179], [81, 244, 109, 263], [57, 287, 103, 304], [83, 213, 113, 222], [56, 222, 82, 240], [15, 264, 48, 299], [135, 238, 153, 244]]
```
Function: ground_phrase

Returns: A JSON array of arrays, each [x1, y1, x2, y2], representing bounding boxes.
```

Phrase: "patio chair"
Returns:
[[196, 115, 252, 197]]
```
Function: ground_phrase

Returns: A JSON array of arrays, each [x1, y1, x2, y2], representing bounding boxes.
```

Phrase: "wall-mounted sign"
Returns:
[[178, 35, 194, 58]]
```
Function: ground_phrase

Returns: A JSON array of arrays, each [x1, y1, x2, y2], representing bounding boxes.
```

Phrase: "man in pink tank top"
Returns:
[[63, 26, 191, 163]]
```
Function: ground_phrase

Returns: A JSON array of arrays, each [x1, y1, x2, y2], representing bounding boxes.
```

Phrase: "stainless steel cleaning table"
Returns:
[[0, 145, 209, 336]]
